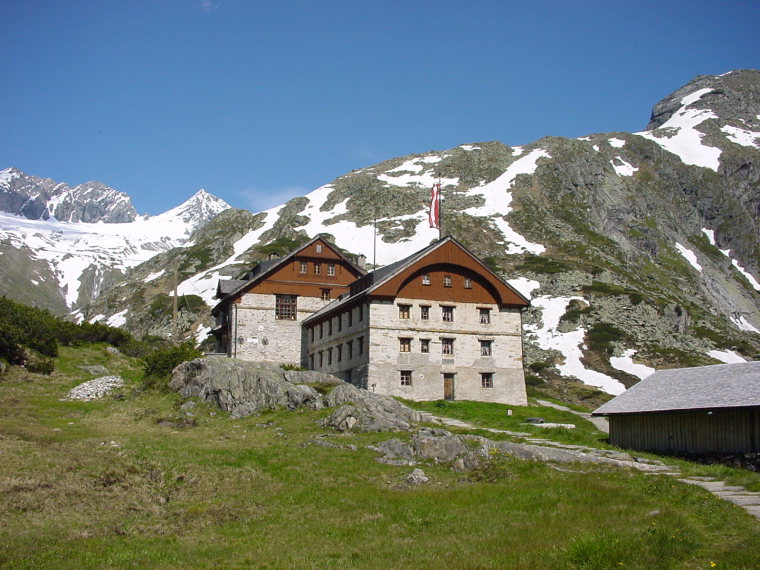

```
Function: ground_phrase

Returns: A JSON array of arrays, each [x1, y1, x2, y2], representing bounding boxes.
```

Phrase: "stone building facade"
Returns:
[[212, 236, 530, 405]]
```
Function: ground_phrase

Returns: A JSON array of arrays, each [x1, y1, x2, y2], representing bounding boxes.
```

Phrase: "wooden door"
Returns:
[[443, 373, 455, 401]]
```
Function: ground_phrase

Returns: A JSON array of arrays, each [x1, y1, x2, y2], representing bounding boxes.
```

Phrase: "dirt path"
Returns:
[[534, 398, 609, 433]]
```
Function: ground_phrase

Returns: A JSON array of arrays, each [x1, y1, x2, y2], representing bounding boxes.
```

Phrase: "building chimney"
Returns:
[[356, 254, 367, 270]]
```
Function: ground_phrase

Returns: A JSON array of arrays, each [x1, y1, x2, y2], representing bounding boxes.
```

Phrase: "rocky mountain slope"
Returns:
[[4, 70, 759, 400]]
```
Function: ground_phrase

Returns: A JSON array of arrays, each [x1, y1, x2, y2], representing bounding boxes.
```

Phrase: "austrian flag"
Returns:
[[428, 183, 441, 229]]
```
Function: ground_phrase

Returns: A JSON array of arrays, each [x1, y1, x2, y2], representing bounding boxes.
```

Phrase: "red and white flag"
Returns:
[[429, 183, 441, 229]]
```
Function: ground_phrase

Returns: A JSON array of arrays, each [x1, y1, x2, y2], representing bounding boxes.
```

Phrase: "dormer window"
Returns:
[[443, 275, 452, 287], [299, 261, 308, 274], [422, 274, 430, 285], [464, 277, 472, 289], [316, 244, 323, 253], [327, 263, 336, 276]]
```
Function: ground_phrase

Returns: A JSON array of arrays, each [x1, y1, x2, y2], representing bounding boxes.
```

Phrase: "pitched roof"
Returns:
[[593, 361, 760, 415], [304, 236, 529, 325], [214, 235, 365, 304]]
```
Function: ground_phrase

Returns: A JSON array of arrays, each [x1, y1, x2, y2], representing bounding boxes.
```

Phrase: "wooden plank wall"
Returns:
[[609, 407, 760, 453]]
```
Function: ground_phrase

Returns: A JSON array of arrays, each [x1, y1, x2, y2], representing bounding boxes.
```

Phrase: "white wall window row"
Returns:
[[480, 339, 493, 357], [442, 306, 454, 322], [441, 337, 454, 355], [479, 308, 491, 324], [481, 372, 494, 388], [399, 337, 412, 353], [400, 370, 412, 386]]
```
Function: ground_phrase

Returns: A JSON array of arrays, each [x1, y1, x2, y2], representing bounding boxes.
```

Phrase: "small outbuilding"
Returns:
[[593, 362, 760, 454]]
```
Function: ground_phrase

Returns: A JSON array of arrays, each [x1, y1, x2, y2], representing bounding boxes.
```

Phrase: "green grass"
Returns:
[[1, 349, 760, 569]]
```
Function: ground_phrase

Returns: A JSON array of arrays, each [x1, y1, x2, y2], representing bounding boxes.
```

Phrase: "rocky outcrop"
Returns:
[[170, 358, 324, 418], [170, 357, 420, 427]]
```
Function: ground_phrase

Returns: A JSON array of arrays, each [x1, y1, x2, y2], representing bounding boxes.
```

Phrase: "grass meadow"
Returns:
[[1, 345, 759, 569]]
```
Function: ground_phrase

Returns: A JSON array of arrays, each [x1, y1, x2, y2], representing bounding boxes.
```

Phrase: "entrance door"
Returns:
[[443, 373, 455, 401]]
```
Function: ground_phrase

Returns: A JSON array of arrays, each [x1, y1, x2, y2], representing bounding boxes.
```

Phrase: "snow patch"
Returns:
[[610, 157, 638, 177], [721, 125, 760, 148], [675, 242, 702, 273], [636, 88, 721, 171], [507, 277, 541, 300], [609, 349, 655, 380], [525, 296, 626, 395], [463, 149, 549, 254], [731, 315, 760, 334], [144, 269, 165, 283], [106, 309, 128, 328], [459, 144, 480, 151], [707, 349, 747, 364], [701, 227, 716, 246], [608, 138, 626, 148], [732, 259, 760, 291]]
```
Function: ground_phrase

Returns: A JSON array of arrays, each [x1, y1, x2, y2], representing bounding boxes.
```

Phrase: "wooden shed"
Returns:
[[593, 362, 760, 454]]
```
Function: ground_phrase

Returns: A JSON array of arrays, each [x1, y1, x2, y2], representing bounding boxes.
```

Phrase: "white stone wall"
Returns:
[[304, 302, 371, 383], [232, 293, 330, 365], [305, 297, 527, 405], [366, 298, 527, 405]]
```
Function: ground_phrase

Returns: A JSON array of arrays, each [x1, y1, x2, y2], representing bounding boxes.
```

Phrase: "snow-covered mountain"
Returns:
[[0, 183, 230, 313], [3, 70, 759, 405], [0, 167, 138, 223]]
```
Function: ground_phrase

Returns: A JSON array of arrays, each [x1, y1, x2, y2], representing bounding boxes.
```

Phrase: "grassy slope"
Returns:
[[1, 347, 759, 569]]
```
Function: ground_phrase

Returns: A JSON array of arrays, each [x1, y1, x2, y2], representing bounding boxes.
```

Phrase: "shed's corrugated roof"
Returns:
[[593, 361, 760, 415]]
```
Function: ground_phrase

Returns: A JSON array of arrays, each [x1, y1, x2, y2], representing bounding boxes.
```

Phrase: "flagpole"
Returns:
[[438, 177, 442, 240]]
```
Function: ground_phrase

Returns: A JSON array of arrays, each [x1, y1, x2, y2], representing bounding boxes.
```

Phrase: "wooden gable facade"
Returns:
[[211, 237, 365, 361]]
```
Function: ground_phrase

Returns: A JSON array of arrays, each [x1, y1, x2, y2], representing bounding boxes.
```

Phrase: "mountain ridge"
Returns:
[[2, 70, 759, 400]]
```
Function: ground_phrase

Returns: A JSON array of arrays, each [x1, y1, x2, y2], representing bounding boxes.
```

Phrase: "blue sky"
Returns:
[[1, 1, 758, 215]]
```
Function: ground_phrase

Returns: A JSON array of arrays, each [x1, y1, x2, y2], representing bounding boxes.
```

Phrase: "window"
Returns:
[[337, 314, 342, 332], [347, 310, 353, 327], [337, 345, 342, 362], [314, 263, 321, 275], [328, 319, 333, 335], [400, 370, 412, 386], [310, 327, 314, 342], [398, 304, 411, 319], [318, 351, 323, 367], [399, 338, 411, 353], [321, 288, 331, 300], [443, 275, 452, 287], [327, 348, 333, 365], [359, 304, 364, 322], [464, 277, 472, 289], [347, 340, 353, 360], [316, 244, 322, 253], [309, 354, 314, 369], [442, 306, 454, 322], [275, 294, 297, 320], [479, 308, 491, 324], [420, 339, 430, 353], [480, 340, 493, 357], [481, 372, 493, 388], [420, 305, 430, 320], [327, 263, 336, 276], [422, 274, 430, 285], [319, 323, 324, 339], [299, 261, 308, 274], [358, 336, 364, 355], [441, 338, 454, 355]]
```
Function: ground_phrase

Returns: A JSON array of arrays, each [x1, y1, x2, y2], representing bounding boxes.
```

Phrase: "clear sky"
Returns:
[[1, 1, 758, 215]]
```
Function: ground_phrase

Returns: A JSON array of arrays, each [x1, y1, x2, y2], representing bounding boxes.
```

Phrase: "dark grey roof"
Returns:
[[218, 279, 247, 296], [594, 361, 760, 415]]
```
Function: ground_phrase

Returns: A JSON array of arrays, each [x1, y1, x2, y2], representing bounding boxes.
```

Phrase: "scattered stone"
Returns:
[[405, 468, 429, 485], [412, 428, 470, 463], [106, 347, 121, 355], [180, 401, 197, 411], [67, 376, 125, 401]]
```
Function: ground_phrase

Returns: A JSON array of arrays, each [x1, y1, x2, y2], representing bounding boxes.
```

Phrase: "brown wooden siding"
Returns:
[[371, 240, 528, 308], [608, 407, 760, 453]]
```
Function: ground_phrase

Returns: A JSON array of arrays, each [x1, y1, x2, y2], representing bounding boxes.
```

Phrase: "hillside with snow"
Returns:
[[3, 70, 759, 402]]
